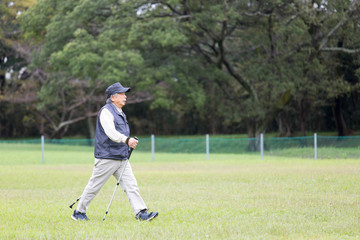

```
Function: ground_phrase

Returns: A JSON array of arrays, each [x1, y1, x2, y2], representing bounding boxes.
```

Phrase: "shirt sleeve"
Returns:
[[99, 108, 128, 143]]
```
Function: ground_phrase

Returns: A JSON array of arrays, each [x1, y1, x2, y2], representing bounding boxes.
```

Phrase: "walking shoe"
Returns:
[[71, 210, 89, 221], [136, 209, 159, 221]]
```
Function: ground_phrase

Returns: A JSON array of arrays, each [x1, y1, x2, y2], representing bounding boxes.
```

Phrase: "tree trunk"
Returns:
[[247, 119, 262, 152], [300, 99, 306, 136], [332, 97, 351, 136], [87, 117, 95, 139], [276, 114, 292, 137], [295, 98, 306, 136]]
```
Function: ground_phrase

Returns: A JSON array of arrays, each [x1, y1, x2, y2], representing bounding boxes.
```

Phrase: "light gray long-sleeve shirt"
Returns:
[[99, 103, 128, 143]]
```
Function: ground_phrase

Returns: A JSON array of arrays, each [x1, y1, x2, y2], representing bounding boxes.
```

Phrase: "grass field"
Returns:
[[1, 144, 360, 239]]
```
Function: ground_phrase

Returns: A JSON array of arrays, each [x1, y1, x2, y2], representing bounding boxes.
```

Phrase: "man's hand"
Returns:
[[128, 137, 138, 149]]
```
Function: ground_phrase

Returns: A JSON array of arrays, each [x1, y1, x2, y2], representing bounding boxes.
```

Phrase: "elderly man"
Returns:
[[71, 82, 158, 222]]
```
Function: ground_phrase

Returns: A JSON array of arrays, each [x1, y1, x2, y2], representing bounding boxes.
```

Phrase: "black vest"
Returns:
[[94, 103, 130, 160]]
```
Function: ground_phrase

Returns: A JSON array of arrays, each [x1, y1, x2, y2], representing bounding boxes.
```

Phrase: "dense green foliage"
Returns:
[[1, 0, 360, 138]]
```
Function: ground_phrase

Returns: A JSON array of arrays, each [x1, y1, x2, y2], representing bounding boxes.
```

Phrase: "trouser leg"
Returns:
[[114, 161, 147, 216], [76, 159, 120, 213]]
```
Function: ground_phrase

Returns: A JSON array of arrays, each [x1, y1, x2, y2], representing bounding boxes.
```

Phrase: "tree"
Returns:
[[0, 0, 39, 138], [17, 0, 360, 139], [19, 0, 154, 137], [19, 0, 208, 137], [290, 0, 360, 136]]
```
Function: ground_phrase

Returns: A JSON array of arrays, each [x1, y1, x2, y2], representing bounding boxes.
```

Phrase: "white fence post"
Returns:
[[41, 135, 45, 164], [151, 134, 155, 162], [260, 133, 264, 160], [314, 133, 317, 160], [206, 134, 209, 160]]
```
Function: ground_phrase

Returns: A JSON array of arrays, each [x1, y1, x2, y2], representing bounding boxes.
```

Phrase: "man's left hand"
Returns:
[[128, 138, 138, 149]]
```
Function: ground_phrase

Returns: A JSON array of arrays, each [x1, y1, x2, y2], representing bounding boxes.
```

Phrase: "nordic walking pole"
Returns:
[[69, 137, 138, 210], [69, 196, 81, 209], [102, 136, 138, 221]]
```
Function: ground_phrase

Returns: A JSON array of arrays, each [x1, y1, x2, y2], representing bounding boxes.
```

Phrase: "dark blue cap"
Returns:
[[105, 82, 131, 98]]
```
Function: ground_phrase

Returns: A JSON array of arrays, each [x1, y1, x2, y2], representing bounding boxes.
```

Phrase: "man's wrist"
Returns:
[[125, 137, 130, 145]]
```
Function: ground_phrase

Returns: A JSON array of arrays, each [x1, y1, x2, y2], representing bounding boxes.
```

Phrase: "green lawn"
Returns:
[[1, 144, 360, 239]]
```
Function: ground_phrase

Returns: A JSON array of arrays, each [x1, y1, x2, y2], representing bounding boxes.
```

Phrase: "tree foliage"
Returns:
[[1, 0, 359, 138]]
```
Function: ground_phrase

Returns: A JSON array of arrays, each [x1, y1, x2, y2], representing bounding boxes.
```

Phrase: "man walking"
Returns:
[[71, 82, 158, 222]]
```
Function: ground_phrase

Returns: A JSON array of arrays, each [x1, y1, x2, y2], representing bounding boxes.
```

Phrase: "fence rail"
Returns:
[[1, 134, 359, 163]]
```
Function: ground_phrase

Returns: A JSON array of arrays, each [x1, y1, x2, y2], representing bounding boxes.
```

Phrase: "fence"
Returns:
[[142, 134, 360, 160], [0, 134, 359, 163]]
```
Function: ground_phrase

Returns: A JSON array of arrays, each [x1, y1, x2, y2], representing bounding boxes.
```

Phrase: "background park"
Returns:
[[1, 0, 360, 239]]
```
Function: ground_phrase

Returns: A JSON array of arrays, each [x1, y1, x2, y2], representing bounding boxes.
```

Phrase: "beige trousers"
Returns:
[[76, 158, 147, 216]]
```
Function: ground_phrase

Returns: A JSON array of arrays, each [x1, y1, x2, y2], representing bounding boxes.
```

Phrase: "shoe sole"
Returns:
[[71, 215, 89, 221], [136, 212, 159, 222], [145, 212, 158, 222]]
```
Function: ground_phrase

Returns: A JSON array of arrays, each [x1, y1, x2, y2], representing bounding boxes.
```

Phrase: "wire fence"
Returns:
[[0, 134, 359, 164]]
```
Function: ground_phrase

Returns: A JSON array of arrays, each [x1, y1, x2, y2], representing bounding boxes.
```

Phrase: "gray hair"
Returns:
[[106, 94, 118, 103]]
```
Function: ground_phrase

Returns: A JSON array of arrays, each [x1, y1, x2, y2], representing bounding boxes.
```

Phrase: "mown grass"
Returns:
[[1, 144, 360, 239], [266, 147, 360, 159]]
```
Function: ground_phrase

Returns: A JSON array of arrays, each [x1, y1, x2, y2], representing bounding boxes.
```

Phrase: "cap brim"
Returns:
[[119, 87, 131, 93]]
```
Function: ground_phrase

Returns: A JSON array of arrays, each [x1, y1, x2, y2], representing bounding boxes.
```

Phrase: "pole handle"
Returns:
[[128, 136, 138, 158]]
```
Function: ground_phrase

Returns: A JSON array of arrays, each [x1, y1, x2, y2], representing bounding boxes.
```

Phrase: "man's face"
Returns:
[[111, 92, 127, 108]]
